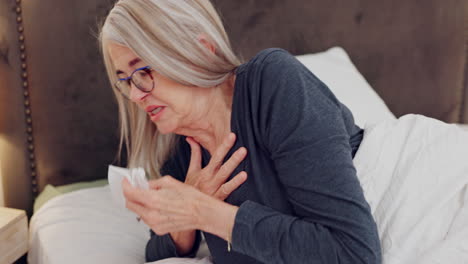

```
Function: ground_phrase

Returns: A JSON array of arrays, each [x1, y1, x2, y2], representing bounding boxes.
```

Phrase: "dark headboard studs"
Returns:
[[0, 0, 123, 214], [12, 0, 39, 199]]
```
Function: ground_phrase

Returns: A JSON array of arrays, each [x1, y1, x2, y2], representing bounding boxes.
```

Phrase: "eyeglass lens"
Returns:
[[116, 68, 154, 98]]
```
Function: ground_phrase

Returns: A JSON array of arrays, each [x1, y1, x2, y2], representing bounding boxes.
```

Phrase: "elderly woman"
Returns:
[[99, 0, 381, 263]]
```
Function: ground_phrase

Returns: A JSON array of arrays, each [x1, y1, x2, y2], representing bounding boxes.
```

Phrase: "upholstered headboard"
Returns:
[[1, 0, 467, 214]]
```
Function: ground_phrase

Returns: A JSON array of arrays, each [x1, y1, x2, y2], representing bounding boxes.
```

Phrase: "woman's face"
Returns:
[[108, 43, 212, 134]]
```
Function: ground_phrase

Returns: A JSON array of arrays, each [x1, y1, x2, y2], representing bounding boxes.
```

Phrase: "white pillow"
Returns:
[[29, 186, 210, 264], [295, 47, 396, 128]]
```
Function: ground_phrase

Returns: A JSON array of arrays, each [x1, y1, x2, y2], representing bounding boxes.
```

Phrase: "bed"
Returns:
[[0, 0, 467, 263]]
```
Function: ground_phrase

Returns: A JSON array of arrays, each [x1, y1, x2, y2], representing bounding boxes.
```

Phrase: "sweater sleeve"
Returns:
[[146, 230, 202, 261], [231, 49, 382, 263], [145, 137, 202, 262]]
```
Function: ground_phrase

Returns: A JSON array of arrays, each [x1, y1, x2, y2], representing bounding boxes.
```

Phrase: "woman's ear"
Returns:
[[198, 34, 216, 54]]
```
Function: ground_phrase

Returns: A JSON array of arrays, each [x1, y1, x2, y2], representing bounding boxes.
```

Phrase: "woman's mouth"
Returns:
[[146, 105, 166, 121], [150, 107, 163, 115]]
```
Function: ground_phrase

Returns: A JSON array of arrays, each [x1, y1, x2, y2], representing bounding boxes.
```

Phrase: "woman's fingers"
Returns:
[[184, 133, 249, 200], [122, 178, 153, 207], [148, 175, 178, 190], [217, 147, 247, 181], [215, 171, 248, 200], [123, 176, 204, 235], [207, 132, 236, 171], [126, 194, 185, 235], [186, 137, 202, 172], [148, 179, 160, 190], [125, 198, 148, 220]]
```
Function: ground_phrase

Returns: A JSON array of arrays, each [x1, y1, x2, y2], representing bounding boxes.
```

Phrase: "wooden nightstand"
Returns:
[[0, 208, 28, 264]]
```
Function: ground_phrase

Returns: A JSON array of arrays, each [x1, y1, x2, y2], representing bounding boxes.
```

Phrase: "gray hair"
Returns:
[[99, 0, 241, 178]]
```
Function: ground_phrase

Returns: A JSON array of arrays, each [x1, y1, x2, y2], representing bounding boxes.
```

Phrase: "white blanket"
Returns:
[[354, 114, 468, 263]]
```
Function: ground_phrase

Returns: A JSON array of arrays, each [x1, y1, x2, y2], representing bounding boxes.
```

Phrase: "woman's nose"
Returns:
[[129, 83, 148, 102]]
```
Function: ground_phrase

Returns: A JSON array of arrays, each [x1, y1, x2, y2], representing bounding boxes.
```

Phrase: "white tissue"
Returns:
[[108, 165, 149, 208]]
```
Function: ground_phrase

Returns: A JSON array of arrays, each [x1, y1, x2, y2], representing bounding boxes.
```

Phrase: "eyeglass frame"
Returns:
[[114, 65, 155, 98]]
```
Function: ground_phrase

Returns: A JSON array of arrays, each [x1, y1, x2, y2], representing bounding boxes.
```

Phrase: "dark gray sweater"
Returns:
[[146, 48, 382, 264]]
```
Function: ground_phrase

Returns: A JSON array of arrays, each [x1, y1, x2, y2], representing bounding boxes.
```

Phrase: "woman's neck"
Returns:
[[176, 75, 236, 155]]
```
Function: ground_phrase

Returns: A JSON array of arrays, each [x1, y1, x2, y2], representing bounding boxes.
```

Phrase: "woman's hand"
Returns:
[[123, 175, 238, 240], [123, 176, 203, 235], [185, 133, 248, 200]]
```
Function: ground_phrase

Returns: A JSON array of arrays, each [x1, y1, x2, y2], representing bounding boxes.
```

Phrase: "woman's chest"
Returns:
[[201, 135, 292, 214]]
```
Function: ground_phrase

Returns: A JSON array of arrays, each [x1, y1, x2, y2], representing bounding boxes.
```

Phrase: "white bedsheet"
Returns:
[[354, 114, 468, 263]]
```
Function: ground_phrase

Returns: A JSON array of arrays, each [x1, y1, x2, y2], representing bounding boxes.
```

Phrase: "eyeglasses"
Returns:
[[114, 66, 155, 99]]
